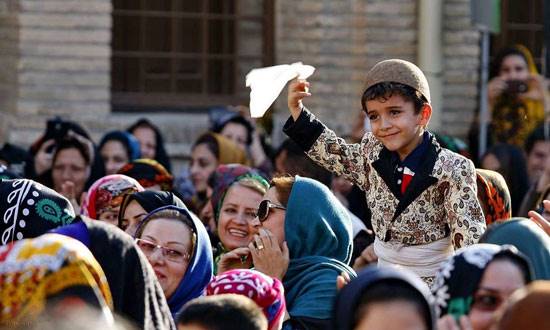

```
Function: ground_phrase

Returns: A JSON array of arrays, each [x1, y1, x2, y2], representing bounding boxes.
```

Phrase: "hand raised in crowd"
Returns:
[[249, 228, 289, 280], [336, 271, 351, 291], [529, 200, 550, 236], [287, 79, 311, 121], [523, 73, 550, 103], [352, 243, 378, 271], [437, 315, 473, 330], [217, 247, 253, 274], [34, 138, 56, 176], [60, 180, 80, 214], [487, 76, 508, 106]]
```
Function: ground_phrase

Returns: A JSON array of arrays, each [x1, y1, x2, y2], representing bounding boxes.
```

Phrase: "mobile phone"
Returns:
[[505, 80, 528, 94]]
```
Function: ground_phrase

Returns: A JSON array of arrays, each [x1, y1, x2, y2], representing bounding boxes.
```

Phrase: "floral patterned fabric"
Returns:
[[306, 125, 486, 249]]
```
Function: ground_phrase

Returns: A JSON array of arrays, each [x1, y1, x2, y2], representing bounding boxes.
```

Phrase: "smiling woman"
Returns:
[[134, 206, 213, 320]]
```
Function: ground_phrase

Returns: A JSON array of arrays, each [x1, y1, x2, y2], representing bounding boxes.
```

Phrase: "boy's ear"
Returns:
[[419, 103, 432, 127]]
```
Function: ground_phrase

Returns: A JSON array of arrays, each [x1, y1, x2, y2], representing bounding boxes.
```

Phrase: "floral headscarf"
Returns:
[[118, 158, 174, 191], [0, 179, 76, 245], [432, 244, 532, 319], [476, 169, 512, 225], [0, 233, 113, 326], [206, 269, 286, 330], [81, 174, 144, 219], [209, 164, 269, 223]]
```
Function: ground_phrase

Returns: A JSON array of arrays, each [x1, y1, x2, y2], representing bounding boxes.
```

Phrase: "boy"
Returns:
[[283, 59, 486, 284]]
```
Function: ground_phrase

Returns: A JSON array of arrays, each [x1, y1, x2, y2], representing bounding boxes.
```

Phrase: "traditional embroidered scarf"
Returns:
[[334, 266, 435, 330], [210, 164, 269, 223], [81, 174, 144, 220], [207, 269, 286, 330], [53, 217, 176, 330], [475, 169, 512, 225], [117, 190, 185, 229], [118, 158, 174, 191], [481, 218, 550, 280], [0, 233, 113, 326], [135, 206, 213, 320], [98, 131, 141, 161], [0, 179, 76, 245], [283, 176, 356, 320], [432, 243, 532, 319]]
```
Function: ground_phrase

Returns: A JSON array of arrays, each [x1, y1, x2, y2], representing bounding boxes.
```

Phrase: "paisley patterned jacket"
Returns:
[[283, 109, 486, 249]]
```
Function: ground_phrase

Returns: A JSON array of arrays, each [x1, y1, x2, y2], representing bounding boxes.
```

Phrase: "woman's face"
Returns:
[[481, 153, 501, 172], [190, 143, 218, 193], [259, 187, 286, 246], [468, 259, 526, 330], [355, 300, 427, 330], [133, 126, 157, 160], [122, 200, 148, 236], [217, 184, 263, 250], [98, 206, 120, 226], [220, 122, 248, 151], [101, 140, 129, 175], [139, 218, 193, 299], [52, 147, 90, 198], [499, 55, 529, 81]]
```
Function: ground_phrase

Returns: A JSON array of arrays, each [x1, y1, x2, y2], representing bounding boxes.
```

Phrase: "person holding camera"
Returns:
[[488, 45, 549, 147]]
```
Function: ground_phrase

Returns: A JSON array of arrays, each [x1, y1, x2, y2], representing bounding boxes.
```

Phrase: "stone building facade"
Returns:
[[0, 0, 481, 171]]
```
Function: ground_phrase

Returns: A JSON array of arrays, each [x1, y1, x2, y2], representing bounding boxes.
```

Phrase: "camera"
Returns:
[[505, 80, 528, 94]]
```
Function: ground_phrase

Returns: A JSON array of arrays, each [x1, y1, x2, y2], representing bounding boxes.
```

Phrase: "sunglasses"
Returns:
[[256, 200, 286, 222], [135, 238, 191, 263]]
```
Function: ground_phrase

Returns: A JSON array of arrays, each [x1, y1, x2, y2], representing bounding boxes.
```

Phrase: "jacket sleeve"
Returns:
[[284, 108, 375, 189], [446, 157, 486, 249]]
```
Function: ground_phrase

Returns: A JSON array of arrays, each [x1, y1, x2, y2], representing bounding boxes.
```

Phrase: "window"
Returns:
[[112, 0, 275, 111], [490, 0, 544, 70]]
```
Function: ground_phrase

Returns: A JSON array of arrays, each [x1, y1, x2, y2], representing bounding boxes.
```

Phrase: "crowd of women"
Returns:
[[0, 44, 549, 330]]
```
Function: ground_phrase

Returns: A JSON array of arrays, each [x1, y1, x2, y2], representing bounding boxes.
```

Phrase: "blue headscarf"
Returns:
[[283, 176, 356, 320], [99, 130, 141, 161], [136, 205, 213, 319]]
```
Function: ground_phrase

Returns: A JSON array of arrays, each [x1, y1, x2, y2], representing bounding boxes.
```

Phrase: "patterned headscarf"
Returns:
[[118, 158, 174, 191], [206, 269, 286, 330], [0, 164, 21, 180], [476, 169, 512, 226], [81, 174, 144, 220], [0, 233, 113, 326], [0, 179, 76, 245], [210, 164, 269, 223], [432, 244, 532, 319]]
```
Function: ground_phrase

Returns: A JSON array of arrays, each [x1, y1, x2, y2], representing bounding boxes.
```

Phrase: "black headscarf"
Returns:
[[127, 118, 172, 172], [117, 191, 185, 228], [52, 217, 176, 330], [0, 179, 77, 245], [333, 265, 436, 330]]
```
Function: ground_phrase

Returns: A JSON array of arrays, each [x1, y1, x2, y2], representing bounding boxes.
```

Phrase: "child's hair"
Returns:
[[354, 280, 431, 329], [177, 294, 268, 330], [361, 82, 428, 114]]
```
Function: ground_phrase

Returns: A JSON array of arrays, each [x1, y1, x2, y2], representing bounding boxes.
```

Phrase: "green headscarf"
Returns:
[[481, 218, 550, 280]]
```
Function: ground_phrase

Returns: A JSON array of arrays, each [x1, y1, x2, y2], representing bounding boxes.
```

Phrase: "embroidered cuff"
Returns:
[[283, 107, 326, 151]]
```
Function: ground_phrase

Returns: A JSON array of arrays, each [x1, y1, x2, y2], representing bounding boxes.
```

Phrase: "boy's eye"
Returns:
[[390, 110, 401, 116], [368, 114, 379, 120]]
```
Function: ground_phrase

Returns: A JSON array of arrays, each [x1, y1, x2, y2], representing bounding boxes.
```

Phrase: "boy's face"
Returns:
[[366, 93, 431, 160]]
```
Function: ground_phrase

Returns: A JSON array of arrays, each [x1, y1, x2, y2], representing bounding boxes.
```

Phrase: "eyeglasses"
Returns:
[[135, 238, 191, 263], [256, 200, 286, 222], [472, 292, 503, 312]]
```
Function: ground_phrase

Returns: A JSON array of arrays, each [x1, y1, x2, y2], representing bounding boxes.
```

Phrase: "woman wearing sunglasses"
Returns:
[[248, 175, 356, 330], [134, 205, 213, 320], [433, 244, 532, 330]]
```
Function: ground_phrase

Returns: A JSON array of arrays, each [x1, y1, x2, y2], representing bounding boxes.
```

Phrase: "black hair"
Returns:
[[127, 118, 172, 172], [274, 139, 332, 187], [177, 295, 267, 330], [490, 47, 529, 80], [524, 124, 549, 155], [213, 115, 254, 146], [192, 133, 220, 160], [361, 82, 428, 114], [53, 137, 92, 166], [354, 280, 431, 329]]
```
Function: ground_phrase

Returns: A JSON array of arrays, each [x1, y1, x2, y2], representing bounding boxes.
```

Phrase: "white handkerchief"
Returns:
[[246, 62, 315, 118]]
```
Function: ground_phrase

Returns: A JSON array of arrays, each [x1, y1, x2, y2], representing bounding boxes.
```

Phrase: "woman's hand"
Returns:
[[34, 139, 56, 176], [522, 73, 549, 102], [217, 247, 253, 274], [529, 200, 550, 236], [352, 243, 377, 271], [287, 79, 311, 121], [487, 77, 507, 107], [437, 315, 473, 330], [249, 228, 289, 280]]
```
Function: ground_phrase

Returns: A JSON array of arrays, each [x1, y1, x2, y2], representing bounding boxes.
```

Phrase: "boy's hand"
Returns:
[[287, 79, 311, 121]]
